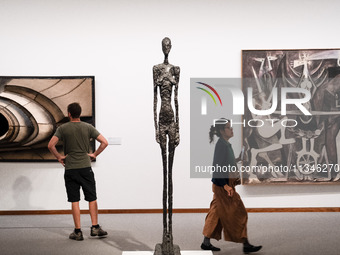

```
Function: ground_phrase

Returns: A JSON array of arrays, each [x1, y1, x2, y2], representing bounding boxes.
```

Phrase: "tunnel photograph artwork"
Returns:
[[0, 76, 95, 161], [242, 49, 340, 184]]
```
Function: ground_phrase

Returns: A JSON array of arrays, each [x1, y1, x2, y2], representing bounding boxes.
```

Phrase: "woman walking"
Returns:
[[201, 118, 262, 254]]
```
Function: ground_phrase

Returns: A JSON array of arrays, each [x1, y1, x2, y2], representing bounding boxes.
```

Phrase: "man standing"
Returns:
[[48, 102, 108, 241]]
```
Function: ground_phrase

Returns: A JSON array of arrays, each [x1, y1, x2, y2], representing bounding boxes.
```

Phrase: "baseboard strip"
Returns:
[[0, 207, 339, 215]]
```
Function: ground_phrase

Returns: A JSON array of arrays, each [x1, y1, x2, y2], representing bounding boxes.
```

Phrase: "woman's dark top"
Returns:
[[211, 138, 237, 187]]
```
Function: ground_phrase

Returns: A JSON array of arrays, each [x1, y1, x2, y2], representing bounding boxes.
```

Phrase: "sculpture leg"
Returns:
[[158, 130, 172, 254], [159, 132, 168, 237], [168, 142, 175, 245], [155, 127, 180, 255], [166, 126, 181, 255]]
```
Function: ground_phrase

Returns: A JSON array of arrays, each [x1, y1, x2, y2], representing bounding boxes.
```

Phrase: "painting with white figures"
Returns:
[[0, 76, 95, 161], [242, 49, 340, 184]]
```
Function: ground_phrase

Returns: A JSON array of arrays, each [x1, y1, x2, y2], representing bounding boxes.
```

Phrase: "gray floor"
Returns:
[[0, 212, 339, 255]]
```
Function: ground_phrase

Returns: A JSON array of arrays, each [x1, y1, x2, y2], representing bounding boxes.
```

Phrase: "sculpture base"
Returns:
[[122, 251, 212, 255], [154, 243, 181, 255]]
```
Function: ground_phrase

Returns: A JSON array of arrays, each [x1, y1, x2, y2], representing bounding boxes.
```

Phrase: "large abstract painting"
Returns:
[[0, 76, 95, 161], [242, 49, 340, 184]]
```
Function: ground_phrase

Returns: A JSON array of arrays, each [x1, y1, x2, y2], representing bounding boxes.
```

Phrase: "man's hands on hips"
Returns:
[[88, 153, 96, 161]]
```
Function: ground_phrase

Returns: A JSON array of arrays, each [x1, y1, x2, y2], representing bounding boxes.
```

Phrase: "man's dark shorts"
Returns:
[[64, 167, 97, 202]]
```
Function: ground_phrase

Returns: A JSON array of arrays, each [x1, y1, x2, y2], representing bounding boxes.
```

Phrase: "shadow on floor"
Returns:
[[88, 230, 152, 252]]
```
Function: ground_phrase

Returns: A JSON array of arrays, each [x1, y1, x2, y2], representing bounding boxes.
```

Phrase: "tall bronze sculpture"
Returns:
[[153, 37, 181, 255]]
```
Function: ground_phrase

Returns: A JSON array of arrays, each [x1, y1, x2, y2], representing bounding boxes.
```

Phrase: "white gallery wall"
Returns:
[[0, 0, 340, 211]]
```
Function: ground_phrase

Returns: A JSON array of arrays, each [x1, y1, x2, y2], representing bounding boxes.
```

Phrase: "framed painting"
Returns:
[[0, 76, 95, 161], [242, 49, 340, 184]]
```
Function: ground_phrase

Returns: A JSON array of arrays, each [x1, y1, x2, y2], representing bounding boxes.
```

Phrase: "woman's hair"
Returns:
[[209, 118, 230, 144]]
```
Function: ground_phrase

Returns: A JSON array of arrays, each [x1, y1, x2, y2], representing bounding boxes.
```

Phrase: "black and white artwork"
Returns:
[[242, 49, 340, 184], [0, 76, 95, 161]]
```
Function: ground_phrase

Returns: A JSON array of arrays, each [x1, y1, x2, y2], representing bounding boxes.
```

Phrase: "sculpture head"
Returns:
[[162, 37, 172, 56]]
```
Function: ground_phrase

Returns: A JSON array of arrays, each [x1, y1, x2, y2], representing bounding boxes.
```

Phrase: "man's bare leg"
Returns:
[[89, 200, 98, 226], [72, 201, 81, 229], [69, 201, 84, 240]]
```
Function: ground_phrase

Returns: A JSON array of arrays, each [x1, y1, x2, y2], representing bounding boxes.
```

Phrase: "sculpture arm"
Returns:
[[153, 66, 160, 144], [174, 66, 180, 147], [174, 66, 180, 126]]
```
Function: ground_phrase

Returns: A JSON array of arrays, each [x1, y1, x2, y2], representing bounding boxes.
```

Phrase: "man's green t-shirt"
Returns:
[[54, 122, 100, 170]]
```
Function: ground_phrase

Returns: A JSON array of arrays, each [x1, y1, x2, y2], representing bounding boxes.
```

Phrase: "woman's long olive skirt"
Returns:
[[203, 184, 248, 243]]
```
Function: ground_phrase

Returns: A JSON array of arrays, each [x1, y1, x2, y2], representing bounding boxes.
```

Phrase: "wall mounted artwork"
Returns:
[[0, 76, 95, 161], [242, 49, 340, 184]]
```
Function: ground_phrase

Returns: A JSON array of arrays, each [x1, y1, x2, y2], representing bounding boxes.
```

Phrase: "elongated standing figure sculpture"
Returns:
[[153, 37, 181, 255]]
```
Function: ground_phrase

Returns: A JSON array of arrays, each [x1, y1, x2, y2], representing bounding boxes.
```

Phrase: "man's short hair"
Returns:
[[67, 103, 82, 118]]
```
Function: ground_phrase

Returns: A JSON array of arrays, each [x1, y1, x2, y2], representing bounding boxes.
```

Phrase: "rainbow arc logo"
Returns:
[[196, 82, 222, 106], [196, 82, 222, 115]]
